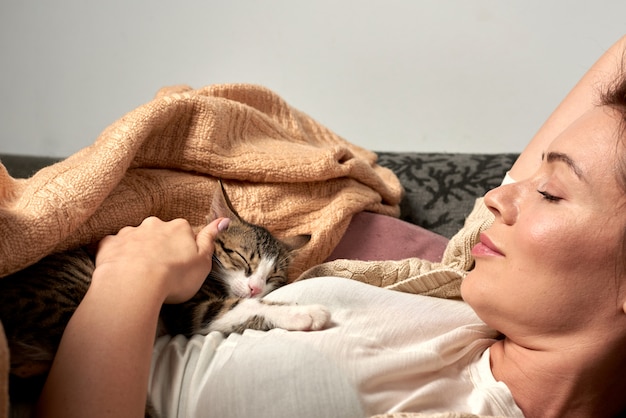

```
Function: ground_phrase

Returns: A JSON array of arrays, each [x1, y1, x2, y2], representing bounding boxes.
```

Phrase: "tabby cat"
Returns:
[[159, 181, 329, 337], [0, 181, 330, 412]]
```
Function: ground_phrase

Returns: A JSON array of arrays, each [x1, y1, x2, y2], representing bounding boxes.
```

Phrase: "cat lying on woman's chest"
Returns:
[[159, 180, 331, 337]]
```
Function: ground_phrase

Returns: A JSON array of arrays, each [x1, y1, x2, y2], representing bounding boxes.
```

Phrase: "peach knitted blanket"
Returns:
[[0, 83, 402, 280]]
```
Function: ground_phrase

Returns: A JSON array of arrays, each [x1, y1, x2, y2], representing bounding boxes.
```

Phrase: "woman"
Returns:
[[36, 35, 626, 417]]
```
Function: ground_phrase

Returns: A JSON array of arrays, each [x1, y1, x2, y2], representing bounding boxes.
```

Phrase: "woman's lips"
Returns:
[[471, 233, 504, 257]]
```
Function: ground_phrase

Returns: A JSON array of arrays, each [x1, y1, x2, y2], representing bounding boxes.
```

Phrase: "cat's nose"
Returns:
[[249, 285, 262, 297]]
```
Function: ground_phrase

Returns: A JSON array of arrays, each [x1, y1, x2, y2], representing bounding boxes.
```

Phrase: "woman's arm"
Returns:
[[510, 35, 626, 180], [35, 216, 229, 418]]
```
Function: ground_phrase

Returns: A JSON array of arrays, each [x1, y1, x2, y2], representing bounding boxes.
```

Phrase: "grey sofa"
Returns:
[[376, 152, 517, 238]]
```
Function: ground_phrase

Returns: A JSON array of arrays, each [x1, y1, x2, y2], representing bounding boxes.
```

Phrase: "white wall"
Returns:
[[1, 1, 625, 158]]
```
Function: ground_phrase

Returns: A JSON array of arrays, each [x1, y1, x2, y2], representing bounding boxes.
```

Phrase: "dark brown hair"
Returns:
[[599, 68, 626, 278], [600, 68, 626, 193]]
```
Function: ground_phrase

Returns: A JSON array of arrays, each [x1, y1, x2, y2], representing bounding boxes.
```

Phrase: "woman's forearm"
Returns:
[[510, 34, 626, 180], [35, 266, 165, 418], [34, 217, 225, 418]]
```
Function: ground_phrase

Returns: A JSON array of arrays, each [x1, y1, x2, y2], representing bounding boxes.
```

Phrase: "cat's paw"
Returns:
[[277, 304, 331, 331]]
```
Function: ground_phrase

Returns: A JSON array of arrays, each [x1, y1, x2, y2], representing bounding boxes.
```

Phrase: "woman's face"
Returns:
[[461, 106, 626, 342]]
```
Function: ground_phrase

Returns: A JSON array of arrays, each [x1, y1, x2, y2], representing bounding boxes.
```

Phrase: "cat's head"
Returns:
[[207, 180, 310, 299]]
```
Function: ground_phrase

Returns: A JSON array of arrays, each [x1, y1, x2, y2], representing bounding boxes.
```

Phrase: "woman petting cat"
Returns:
[[36, 34, 626, 418]]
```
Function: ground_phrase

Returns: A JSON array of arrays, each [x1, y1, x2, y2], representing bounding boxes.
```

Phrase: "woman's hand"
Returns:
[[94, 216, 231, 304]]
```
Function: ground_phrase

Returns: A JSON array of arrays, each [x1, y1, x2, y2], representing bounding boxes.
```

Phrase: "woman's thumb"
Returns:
[[196, 217, 230, 259]]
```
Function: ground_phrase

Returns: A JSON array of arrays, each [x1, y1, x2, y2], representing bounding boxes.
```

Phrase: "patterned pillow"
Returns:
[[377, 152, 518, 238]]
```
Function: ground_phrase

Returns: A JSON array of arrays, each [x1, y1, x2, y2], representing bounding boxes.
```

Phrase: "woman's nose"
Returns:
[[483, 183, 519, 225]]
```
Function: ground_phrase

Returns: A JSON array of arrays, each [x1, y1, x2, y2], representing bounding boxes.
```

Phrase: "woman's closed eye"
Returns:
[[537, 190, 562, 202]]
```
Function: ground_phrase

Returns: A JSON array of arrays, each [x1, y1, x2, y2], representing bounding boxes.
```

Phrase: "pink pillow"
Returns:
[[326, 212, 449, 263]]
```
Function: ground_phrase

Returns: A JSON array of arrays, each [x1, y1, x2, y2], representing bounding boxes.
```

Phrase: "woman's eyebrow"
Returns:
[[542, 151, 587, 182]]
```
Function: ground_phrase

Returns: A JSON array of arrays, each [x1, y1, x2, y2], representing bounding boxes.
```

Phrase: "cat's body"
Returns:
[[0, 181, 329, 413], [159, 181, 328, 337], [0, 247, 95, 379]]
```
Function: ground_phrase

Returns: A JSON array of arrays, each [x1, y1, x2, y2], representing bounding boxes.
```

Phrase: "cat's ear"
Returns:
[[281, 234, 311, 252], [208, 180, 243, 223]]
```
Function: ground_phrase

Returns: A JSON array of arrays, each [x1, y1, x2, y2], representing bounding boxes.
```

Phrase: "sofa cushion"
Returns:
[[377, 152, 518, 238], [326, 212, 449, 263]]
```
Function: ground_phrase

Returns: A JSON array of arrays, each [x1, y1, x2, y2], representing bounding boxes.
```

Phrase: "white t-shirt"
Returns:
[[148, 276, 524, 417]]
